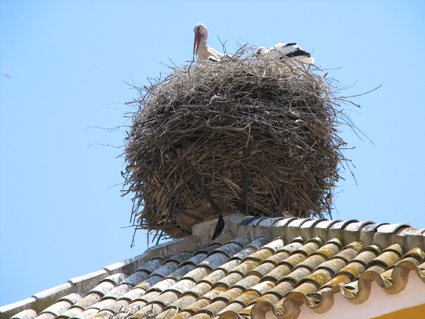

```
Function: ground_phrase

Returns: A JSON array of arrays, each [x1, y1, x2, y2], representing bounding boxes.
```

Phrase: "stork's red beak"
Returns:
[[193, 32, 202, 56]]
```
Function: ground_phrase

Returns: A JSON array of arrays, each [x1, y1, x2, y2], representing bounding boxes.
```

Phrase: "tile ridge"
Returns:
[[222, 214, 425, 255]]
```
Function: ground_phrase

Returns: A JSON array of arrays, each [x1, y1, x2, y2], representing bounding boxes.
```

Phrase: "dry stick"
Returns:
[[182, 156, 222, 215], [277, 184, 286, 215], [238, 140, 252, 214], [156, 204, 172, 245], [130, 227, 137, 248], [172, 204, 203, 221], [139, 177, 203, 221], [124, 50, 355, 232]]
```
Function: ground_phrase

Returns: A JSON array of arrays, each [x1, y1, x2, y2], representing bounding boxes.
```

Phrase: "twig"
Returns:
[[337, 85, 382, 100], [156, 205, 172, 245], [130, 227, 137, 248], [182, 156, 222, 215], [138, 177, 203, 221], [238, 139, 252, 214], [277, 184, 286, 215]]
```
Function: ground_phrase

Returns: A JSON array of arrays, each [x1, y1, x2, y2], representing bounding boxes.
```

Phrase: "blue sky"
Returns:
[[1, 0, 425, 307]]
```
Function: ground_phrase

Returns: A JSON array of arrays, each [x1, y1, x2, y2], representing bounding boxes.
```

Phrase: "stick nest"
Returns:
[[122, 48, 348, 238]]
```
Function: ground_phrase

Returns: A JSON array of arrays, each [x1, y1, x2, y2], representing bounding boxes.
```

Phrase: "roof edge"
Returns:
[[3, 215, 425, 319], [0, 236, 201, 319]]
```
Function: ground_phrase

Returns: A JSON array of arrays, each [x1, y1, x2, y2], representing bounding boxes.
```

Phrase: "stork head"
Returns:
[[255, 47, 269, 55], [193, 23, 208, 56]]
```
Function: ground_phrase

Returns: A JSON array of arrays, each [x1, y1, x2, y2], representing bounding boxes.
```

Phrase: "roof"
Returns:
[[2, 214, 425, 319]]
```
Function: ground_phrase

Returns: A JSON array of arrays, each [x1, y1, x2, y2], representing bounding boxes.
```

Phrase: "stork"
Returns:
[[193, 23, 225, 61], [256, 43, 314, 64]]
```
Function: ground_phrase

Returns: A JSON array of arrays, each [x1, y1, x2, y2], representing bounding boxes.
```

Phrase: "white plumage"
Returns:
[[193, 23, 225, 61], [256, 43, 314, 64], [192, 24, 312, 64]]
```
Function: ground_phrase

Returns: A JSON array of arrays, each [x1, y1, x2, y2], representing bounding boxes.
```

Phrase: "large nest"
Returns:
[[122, 48, 349, 238]]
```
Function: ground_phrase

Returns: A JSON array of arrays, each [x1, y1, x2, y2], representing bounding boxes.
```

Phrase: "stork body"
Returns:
[[256, 43, 314, 64], [193, 23, 224, 61]]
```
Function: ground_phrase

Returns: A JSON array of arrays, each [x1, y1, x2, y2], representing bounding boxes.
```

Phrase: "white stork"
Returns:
[[256, 43, 314, 64], [193, 23, 225, 61]]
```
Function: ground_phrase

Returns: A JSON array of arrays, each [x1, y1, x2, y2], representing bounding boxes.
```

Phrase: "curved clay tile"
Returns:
[[248, 260, 425, 319], [36, 293, 81, 318]]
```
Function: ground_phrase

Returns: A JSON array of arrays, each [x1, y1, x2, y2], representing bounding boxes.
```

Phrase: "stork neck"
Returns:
[[199, 35, 208, 48]]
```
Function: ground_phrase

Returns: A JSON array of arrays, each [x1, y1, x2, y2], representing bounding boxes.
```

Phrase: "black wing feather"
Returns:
[[286, 48, 311, 57], [212, 215, 225, 240]]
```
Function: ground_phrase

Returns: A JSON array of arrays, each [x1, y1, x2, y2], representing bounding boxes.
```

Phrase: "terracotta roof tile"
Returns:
[[199, 301, 226, 317], [167, 265, 197, 281], [183, 298, 213, 314], [101, 298, 128, 313], [317, 257, 347, 275], [215, 273, 244, 289], [214, 260, 240, 274], [182, 267, 210, 282], [123, 270, 150, 287], [344, 221, 375, 231], [74, 293, 102, 310], [181, 253, 208, 267], [334, 241, 363, 260], [190, 313, 212, 319], [271, 218, 297, 227], [371, 249, 402, 268], [330, 219, 359, 230], [248, 262, 275, 278], [188, 281, 217, 297], [228, 275, 260, 291], [293, 237, 322, 256], [263, 251, 290, 265], [243, 250, 272, 263], [352, 245, 381, 264], [4, 215, 425, 319], [130, 302, 163, 318], [238, 303, 254, 317], [102, 283, 132, 299], [133, 275, 162, 291], [199, 253, 232, 271], [402, 247, 425, 263], [37, 293, 81, 318], [151, 262, 180, 278], [57, 304, 84, 318], [295, 254, 327, 272], [148, 278, 178, 292], [164, 295, 197, 314], [314, 219, 341, 229], [262, 264, 292, 284], [118, 291, 142, 304], [214, 244, 246, 258], [11, 309, 37, 319], [167, 311, 191, 319]]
